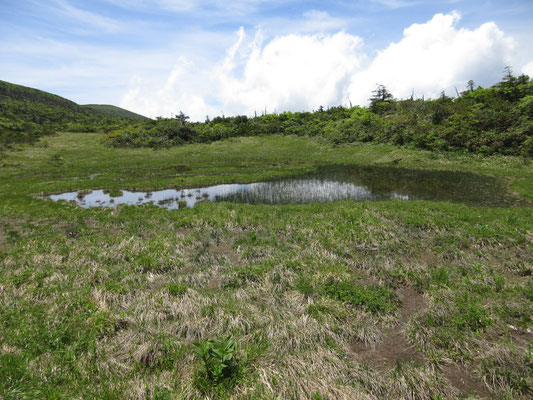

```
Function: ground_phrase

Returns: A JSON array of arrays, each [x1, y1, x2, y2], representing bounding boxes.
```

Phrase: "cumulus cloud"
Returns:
[[217, 30, 367, 114], [121, 57, 219, 120], [347, 12, 515, 103], [120, 11, 519, 120], [522, 61, 533, 78]]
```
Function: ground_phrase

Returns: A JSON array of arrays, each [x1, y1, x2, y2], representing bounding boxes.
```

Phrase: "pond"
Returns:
[[47, 164, 521, 209]]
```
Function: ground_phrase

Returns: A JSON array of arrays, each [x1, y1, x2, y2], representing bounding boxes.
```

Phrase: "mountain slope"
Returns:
[[0, 80, 82, 112], [82, 104, 148, 120], [0, 80, 143, 146]]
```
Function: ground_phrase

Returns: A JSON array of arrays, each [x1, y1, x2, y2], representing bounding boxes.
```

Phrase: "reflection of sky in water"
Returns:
[[47, 164, 517, 209], [48, 178, 390, 209]]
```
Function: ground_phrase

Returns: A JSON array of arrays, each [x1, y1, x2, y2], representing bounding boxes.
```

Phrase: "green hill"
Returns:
[[0, 80, 142, 146], [82, 104, 148, 120], [0, 80, 83, 112]]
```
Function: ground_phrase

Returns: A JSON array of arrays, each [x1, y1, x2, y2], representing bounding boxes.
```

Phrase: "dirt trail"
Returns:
[[352, 286, 426, 370], [352, 286, 492, 398]]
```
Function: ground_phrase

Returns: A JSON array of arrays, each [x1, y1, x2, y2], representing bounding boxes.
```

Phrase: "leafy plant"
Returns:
[[295, 275, 314, 297], [147, 385, 172, 400], [193, 336, 239, 388]]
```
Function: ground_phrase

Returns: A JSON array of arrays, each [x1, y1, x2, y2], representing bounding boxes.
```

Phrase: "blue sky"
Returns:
[[1, 0, 532, 119]]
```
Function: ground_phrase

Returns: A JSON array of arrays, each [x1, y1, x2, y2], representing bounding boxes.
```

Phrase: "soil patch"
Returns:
[[352, 286, 426, 371], [443, 364, 491, 398], [210, 241, 241, 266]]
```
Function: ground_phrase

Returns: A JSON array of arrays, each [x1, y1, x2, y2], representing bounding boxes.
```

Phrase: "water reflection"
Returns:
[[47, 164, 520, 209]]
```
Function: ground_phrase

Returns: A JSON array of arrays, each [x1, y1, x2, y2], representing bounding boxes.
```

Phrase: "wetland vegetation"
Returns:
[[1, 76, 533, 399], [47, 164, 523, 209], [1, 131, 533, 399]]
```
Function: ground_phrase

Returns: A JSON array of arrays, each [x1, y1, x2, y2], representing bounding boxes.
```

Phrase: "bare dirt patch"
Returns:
[[210, 241, 242, 266], [207, 275, 221, 291], [352, 286, 495, 397], [352, 286, 426, 371], [443, 363, 492, 398]]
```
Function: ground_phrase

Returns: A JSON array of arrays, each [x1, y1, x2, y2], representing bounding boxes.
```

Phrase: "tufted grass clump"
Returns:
[[164, 282, 188, 296], [323, 278, 398, 313]]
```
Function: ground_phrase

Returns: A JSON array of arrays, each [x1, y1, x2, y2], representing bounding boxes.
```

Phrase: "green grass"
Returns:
[[323, 278, 398, 313], [1, 132, 532, 399]]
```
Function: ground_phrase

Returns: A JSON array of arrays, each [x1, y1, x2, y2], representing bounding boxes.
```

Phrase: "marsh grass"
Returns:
[[104, 188, 123, 197], [0, 133, 532, 398]]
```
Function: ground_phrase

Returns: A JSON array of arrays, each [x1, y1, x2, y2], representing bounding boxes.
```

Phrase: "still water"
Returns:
[[47, 165, 520, 209]]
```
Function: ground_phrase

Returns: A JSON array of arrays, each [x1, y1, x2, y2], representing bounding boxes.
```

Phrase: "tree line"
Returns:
[[106, 69, 533, 156]]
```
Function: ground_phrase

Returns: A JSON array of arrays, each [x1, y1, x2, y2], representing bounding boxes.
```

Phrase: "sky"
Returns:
[[1, 0, 533, 120]]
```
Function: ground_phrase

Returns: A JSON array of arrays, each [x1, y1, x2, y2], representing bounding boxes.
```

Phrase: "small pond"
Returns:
[[47, 165, 521, 209]]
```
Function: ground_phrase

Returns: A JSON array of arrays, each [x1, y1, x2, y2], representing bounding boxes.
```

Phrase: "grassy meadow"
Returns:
[[1, 132, 533, 399]]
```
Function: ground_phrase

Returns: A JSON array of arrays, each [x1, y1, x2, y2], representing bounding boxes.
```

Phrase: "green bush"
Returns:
[[102, 73, 533, 156]]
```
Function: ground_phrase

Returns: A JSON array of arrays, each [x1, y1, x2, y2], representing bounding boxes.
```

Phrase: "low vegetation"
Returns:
[[1, 131, 532, 398]]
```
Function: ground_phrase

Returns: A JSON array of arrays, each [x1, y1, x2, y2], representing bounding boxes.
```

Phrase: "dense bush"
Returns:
[[105, 72, 533, 156]]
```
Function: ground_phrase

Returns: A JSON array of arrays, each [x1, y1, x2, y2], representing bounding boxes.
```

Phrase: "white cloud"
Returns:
[[121, 57, 220, 120], [347, 12, 515, 103], [103, 0, 294, 16], [262, 10, 350, 35], [120, 11, 519, 120], [120, 25, 366, 119], [522, 61, 533, 77], [50, 0, 123, 33], [370, 0, 418, 9], [218, 31, 367, 114]]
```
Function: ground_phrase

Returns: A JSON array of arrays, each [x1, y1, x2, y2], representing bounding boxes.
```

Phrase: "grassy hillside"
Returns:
[[82, 104, 149, 120], [0, 80, 82, 111], [1, 132, 532, 399], [0, 80, 137, 147]]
